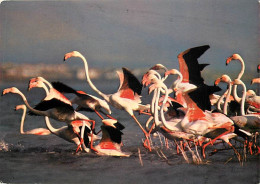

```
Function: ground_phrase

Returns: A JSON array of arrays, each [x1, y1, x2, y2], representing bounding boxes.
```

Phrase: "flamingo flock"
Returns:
[[2, 45, 259, 162]]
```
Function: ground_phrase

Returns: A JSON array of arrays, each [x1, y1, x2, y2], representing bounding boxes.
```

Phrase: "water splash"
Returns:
[[0, 140, 9, 152]]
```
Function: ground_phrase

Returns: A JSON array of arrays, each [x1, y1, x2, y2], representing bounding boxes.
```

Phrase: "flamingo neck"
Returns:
[[232, 57, 245, 102], [217, 94, 225, 112], [172, 72, 183, 90], [19, 107, 26, 134], [79, 54, 109, 102], [44, 116, 60, 134], [41, 78, 53, 90], [239, 81, 247, 116], [160, 83, 176, 131], [16, 90, 47, 117], [153, 88, 162, 128], [223, 83, 232, 115]]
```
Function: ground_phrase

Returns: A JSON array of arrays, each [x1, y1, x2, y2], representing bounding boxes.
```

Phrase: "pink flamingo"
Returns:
[[94, 119, 130, 157], [50, 81, 112, 120], [2, 87, 97, 153], [15, 104, 51, 135], [165, 70, 237, 158], [64, 51, 151, 151]]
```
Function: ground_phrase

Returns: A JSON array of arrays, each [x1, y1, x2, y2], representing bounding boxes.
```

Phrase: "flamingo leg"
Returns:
[[106, 114, 117, 120], [94, 110, 104, 120], [227, 142, 241, 161], [148, 122, 156, 135], [132, 115, 151, 151], [165, 138, 169, 149], [202, 123, 234, 158], [73, 127, 84, 153], [139, 110, 152, 116], [87, 120, 98, 153], [75, 139, 84, 153]]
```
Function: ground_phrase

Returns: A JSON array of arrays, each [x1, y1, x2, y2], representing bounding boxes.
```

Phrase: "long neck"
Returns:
[[44, 116, 60, 134], [223, 83, 232, 115], [171, 71, 183, 92], [19, 107, 26, 134], [42, 78, 53, 90], [217, 94, 225, 112], [42, 84, 50, 95], [239, 81, 247, 116], [79, 54, 109, 101], [150, 86, 159, 115], [160, 83, 176, 131], [153, 88, 161, 127], [232, 57, 245, 102], [16, 90, 47, 117]]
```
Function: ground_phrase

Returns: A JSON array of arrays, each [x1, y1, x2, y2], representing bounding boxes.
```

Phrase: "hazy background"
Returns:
[[0, 0, 259, 85]]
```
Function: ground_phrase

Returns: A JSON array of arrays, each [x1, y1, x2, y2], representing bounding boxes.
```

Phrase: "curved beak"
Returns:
[[164, 70, 171, 78], [226, 56, 232, 65], [64, 52, 73, 61], [214, 78, 221, 86]]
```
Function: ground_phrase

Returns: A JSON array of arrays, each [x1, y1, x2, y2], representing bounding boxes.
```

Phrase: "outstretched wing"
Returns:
[[118, 67, 143, 100], [177, 45, 210, 86], [101, 125, 123, 144], [52, 81, 98, 103], [28, 99, 74, 116], [187, 85, 221, 111]]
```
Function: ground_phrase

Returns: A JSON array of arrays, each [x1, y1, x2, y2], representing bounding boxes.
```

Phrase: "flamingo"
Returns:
[[214, 74, 238, 115], [165, 69, 237, 158], [176, 45, 221, 110], [94, 119, 130, 157], [229, 79, 260, 133], [147, 72, 194, 140], [15, 104, 94, 152], [51, 81, 112, 120], [29, 76, 72, 105], [2, 87, 97, 152], [226, 54, 245, 103], [63, 51, 151, 151], [226, 55, 260, 110], [15, 104, 51, 135]]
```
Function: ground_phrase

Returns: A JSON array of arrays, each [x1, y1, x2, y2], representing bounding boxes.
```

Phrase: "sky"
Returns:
[[0, 0, 259, 83]]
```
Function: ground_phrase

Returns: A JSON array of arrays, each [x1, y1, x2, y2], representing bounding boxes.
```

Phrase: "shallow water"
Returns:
[[0, 81, 259, 183]]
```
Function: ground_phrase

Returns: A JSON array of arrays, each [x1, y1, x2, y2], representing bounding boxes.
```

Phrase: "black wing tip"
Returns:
[[187, 45, 210, 59], [122, 67, 143, 95], [199, 64, 210, 71], [51, 81, 77, 94], [115, 122, 125, 130]]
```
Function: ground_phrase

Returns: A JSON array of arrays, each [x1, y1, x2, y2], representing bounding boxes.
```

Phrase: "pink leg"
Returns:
[[132, 115, 151, 151], [95, 110, 104, 120], [202, 125, 234, 158]]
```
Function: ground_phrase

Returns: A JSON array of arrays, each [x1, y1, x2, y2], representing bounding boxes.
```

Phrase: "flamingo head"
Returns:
[[148, 84, 157, 94], [142, 71, 160, 87], [246, 90, 256, 97], [251, 78, 260, 85], [214, 74, 231, 85], [258, 64, 260, 73], [28, 80, 46, 91], [64, 51, 82, 61], [29, 76, 45, 84], [149, 64, 167, 71], [2, 87, 20, 96], [164, 69, 180, 78], [102, 119, 118, 128], [226, 54, 242, 65], [15, 104, 26, 111]]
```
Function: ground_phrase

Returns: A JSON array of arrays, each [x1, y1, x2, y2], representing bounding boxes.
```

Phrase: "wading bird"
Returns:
[[64, 51, 151, 151], [2, 87, 97, 152], [15, 104, 51, 135]]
